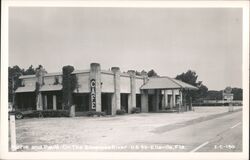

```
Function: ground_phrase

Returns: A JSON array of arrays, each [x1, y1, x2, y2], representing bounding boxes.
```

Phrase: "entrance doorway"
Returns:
[[101, 93, 112, 115], [159, 94, 163, 110], [42, 91, 62, 110], [136, 94, 141, 110], [121, 93, 129, 113], [73, 93, 90, 112], [148, 94, 154, 112]]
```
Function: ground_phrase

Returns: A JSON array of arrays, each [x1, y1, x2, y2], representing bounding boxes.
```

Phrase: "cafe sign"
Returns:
[[90, 79, 96, 109]]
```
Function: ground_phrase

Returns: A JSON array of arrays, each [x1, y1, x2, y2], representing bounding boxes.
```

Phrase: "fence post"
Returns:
[[10, 115, 17, 151]]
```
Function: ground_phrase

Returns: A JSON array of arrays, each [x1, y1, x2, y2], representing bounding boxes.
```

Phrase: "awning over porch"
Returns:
[[15, 86, 36, 93], [40, 84, 62, 91], [140, 77, 198, 90]]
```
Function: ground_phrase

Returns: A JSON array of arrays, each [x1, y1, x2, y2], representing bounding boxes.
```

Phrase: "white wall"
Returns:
[[101, 73, 115, 93], [44, 76, 55, 85], [120, 76, 131, 93], [135, 78, 144, 94], [22, 78, 36, 86], [76, 73, 90, 93]]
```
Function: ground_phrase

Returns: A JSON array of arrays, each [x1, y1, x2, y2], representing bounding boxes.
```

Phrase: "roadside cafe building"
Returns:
[[14, 63, 198, 116]]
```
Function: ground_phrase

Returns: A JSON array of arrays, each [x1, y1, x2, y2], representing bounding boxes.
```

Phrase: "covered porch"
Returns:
[[140, 77, 198, 112], [15, 86, 36, 111]]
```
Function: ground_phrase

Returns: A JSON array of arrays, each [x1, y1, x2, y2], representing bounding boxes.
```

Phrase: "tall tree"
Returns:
[[8, 65, 24, 102], [176, 70, 198, 86], [176, 70, 208, 101], [35, 65, 47, 74], [147, 69, 159, 77], [23, 65, 36, 75], [9, 65, 47, 103], [196, 84, 208, 98], [62, 65, 76, 110], [231, 88, 243, 100], [205, 90, 223, 100]]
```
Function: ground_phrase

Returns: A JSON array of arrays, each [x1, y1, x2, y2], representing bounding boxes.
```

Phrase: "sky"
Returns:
[[9, 7, 242, 90]]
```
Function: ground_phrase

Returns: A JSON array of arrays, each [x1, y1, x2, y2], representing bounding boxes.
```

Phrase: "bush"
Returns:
[[131, 107, 140, 114], [86, 111, 106, 117], [25, 110, 69, 118], [116, 109, 126, 115]]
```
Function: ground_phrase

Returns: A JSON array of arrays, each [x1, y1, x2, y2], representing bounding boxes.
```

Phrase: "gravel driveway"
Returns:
[[11, 106, 242, 152]]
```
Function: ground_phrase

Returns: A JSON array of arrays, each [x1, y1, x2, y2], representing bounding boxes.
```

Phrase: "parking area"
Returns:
[[12, 106, 242, 151]]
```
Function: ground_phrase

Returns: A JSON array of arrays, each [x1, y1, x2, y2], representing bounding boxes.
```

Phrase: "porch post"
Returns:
[[164, 90, 168, 109], [128, 70, 136, 113], [155, 89, 160, 112], [141, 71, 149, 113], [111, 67, 121, 115], [36, 93, 43, 110], [141, 90, 148, 113], [53, 95, 57, 110], [170, 90, 173, 109], [180, 89, 183, 106], [161, 90, 164, 109], [172, 89, 175, 108], [44, 95, 48, 110]]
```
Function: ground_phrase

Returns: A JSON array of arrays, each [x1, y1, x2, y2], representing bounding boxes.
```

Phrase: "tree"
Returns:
[[196, 84, 208, 98], [8, 65, 24, 102], [62, 65, 76, 110], [147, 69, 159, 77], [231, 88, 243, 100], [9, 65, 47, 103], [176, 70, 208, 101], [23, 65, 36, 75], [35, 65, 47, 74], [205, 90, 223, 100], [176, 70, 198, 86]]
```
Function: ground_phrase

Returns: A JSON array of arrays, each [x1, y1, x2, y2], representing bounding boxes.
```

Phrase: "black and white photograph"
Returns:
[[1, 1, 249, 160]]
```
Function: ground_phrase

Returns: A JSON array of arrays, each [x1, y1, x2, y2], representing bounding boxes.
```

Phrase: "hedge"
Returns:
[[85, 111, 106, 117], [116, 109, 126, 115], [25, 110, 69, 118], [131, 107, 141, 114]]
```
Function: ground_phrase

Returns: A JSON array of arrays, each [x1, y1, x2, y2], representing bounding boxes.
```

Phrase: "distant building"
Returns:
[[222, 87, 234, 102], [194, 87, 242, 106], [14, 63, 197, 115]]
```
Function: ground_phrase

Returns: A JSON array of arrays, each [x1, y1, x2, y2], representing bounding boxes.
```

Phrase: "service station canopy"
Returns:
[[140, 77, 198, 90]]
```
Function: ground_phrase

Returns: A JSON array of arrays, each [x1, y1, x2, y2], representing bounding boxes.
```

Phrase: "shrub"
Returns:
[[131, 107, 141, 114], [25, 110, 69, 118], [86, 111, 106, 117], [116, 109, 126, 115]]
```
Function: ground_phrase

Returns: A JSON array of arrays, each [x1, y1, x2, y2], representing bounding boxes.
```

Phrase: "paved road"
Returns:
[[128, 110, 242, 152]]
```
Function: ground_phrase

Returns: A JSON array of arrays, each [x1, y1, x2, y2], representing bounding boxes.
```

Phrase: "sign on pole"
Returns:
[[223, 87, 234, 112], [90, 79, 96, 110]]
